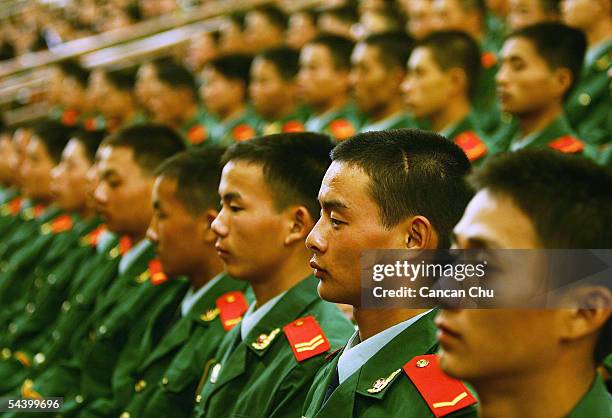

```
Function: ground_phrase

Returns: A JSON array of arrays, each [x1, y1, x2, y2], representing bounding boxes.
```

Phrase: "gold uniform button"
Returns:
[[1, 347, 11, 359], [61, 301, 71, 312], [161, 377, 169, 385], [75, 294, 84, 304], [75, 394, 84, 404], [33, 353, 46, 365], [195, 394, 202, 403], [99, 325, 107, 335], [134, 379, 147, 392], [579, 93, 591, 106], [120, 412, 130, 418], [416, 359, 430, 368], [26, 303, 35, 314]]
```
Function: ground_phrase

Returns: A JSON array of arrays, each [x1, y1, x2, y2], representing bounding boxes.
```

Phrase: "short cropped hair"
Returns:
[[332, 129, 473, 249], [257, 47, 301, 81], [221, 132, 334, 219], [307, 34, 355, 70], [251, 5, 287, 30], [102, 124, 186, 175], [30, 119, 72, 164], [57, 58, 90, 88], [152, 59, 197, 93], [418, 30, 481, 100], [207, 54, 253, 87], [104, 67, 138, 92], [362, 31, 415, 70], [155, 147, 226, 217], [71, 129, 106, 163], [507, 22, 586, 95]]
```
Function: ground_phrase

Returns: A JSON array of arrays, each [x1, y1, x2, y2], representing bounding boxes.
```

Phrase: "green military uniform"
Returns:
[[358, 111, 418, 133], [439, 113, 492, 166], [49, 106, 82, 128], [566, 374, 612, 417], [565, 40, 612, 146], [301, 310, 477, 418], [83, 273, 252, 418], [484, 12, 506, 53], [193, 275, 354, 418], [491, 114, 586, 155], [254, 106, 312, 136], [473, 46, 501, 134], [304, 102, 364, 142], [189, 107, 261, 147]]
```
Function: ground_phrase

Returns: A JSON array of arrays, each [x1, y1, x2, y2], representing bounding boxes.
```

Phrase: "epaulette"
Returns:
[[0, 196, 22, 216], [282, 120, 305, 133], [79, 225, 106, 247], [20, 379, 42, 400], [40, 214, 73, 235], [109, 235, 132, 258], [329, 119, 356, 142], [216, 291, 249, 331], [283, 315, 331, 362], [548, 135, 585, 154], [454, 131, 488, 162], [62, 109, 79, 126], [148, 259, 168, 286], [187, 124, 208, 145], [403, 354, 477, 417], [232, 124, 256, 142], [481, 52, 497, 69], [21, 204, 45, 221]]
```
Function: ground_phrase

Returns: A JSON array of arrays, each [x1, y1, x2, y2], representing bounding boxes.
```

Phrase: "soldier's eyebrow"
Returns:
[[321, 199, 348, 212], [221, 192, 241, 202]]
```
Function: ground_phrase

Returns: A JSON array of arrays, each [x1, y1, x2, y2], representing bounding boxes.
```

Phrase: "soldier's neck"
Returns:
[[176, 102, 198, 127], [430, 98, 471, 133], [313, 94, 348, 117], [218, 102, 246, 123], [264, 100, 296, 122], [517, 103, 562, 138], [586, 19, 612, 48], [250, 251, 313, 307], [476, 362, 595, 418], [354, 308, 428, 341], [368, 98, 404, 123], [190, 251, 225, 291]]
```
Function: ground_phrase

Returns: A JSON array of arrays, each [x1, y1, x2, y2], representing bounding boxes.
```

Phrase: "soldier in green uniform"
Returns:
[[249, 47, 310, 136], [493, 23, 588, 155], [3, 125, 187, 417], [439, 149, 612, 417], [47, 59, 91, 128], [403, 30, 491, 164], [0, 125, 18, 204], [145, 60, 204, 146], [298, 35, 364, 141], [506, 0, 561, 30], [351, 32, 418, 133], [243, 5, 287, 53], [193, 132, 354, 418], [562, 0, 612, 147], [198, 54, 261, 146], [431, 0, 501, 133], [302, 129, 477, 418]]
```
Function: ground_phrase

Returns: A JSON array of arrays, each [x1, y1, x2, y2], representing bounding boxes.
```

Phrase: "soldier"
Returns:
[[198, 54, 260, 146], [438, 149, 612, 417], [562, 0, 612, 147], [402, 31, 491, 164], [250, 47, 310, 136], [298, 35, 363, 141], [431, 0, 501, 133], [217, 12, 247, 54], [302, 129, 477, 417], [243, 5, 287, 53], [507, 0, 560, 30], [400, 0, 435, 40], [351, 32, 417, 133], [193, 132, 354, 418], [146, 60, 202, 145], [184, 30, 220, 73], [317, 5, 358, 40], [493, 23, 587, 154], [0, 125, 17, 203], [48, 59, 90, 128]]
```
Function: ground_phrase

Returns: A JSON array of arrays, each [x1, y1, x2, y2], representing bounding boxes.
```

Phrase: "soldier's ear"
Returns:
[[284, 206, 314, 246], [447, 67, 468, 97], [199, 208, 219, 245], [404, 215, 438, 250], [552, 67, 573, 98], [558, 286, 612, 343]]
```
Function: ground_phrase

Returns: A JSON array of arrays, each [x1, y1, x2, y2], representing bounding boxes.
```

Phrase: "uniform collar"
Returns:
[[337, 310, 433, 385], [510, 114, 572, 151], [240, 290, 286, 340], [567, 374, 612, 418], [585, 39, 612, 68], [181, 273, 225, 317], [118, 239, 152, 274]]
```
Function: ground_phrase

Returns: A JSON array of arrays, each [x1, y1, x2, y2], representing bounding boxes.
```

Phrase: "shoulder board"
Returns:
[[548, 135, 585, 154], [1, 197, 23, 216], [282, 120, 305, 133], [80, 225, 106, 247], [454, 131, 488, 162], [216, 291, 249, 331], [41, 214, 73, 235], [62, 109, 79, 126], [283, 315, 331, 362], [148, 259, 168, 286], [329, 119, 356, 142], [232, 124, 256, 142], [187, 124, 208, 145], [481, 52, 497, 69], [119, 236, 132, 256], [403, 354, 477, 417]]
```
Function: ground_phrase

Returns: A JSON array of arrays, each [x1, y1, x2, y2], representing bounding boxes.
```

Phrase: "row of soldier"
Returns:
[[42, 2, 611, 167], [0, 119, 610, 417]]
